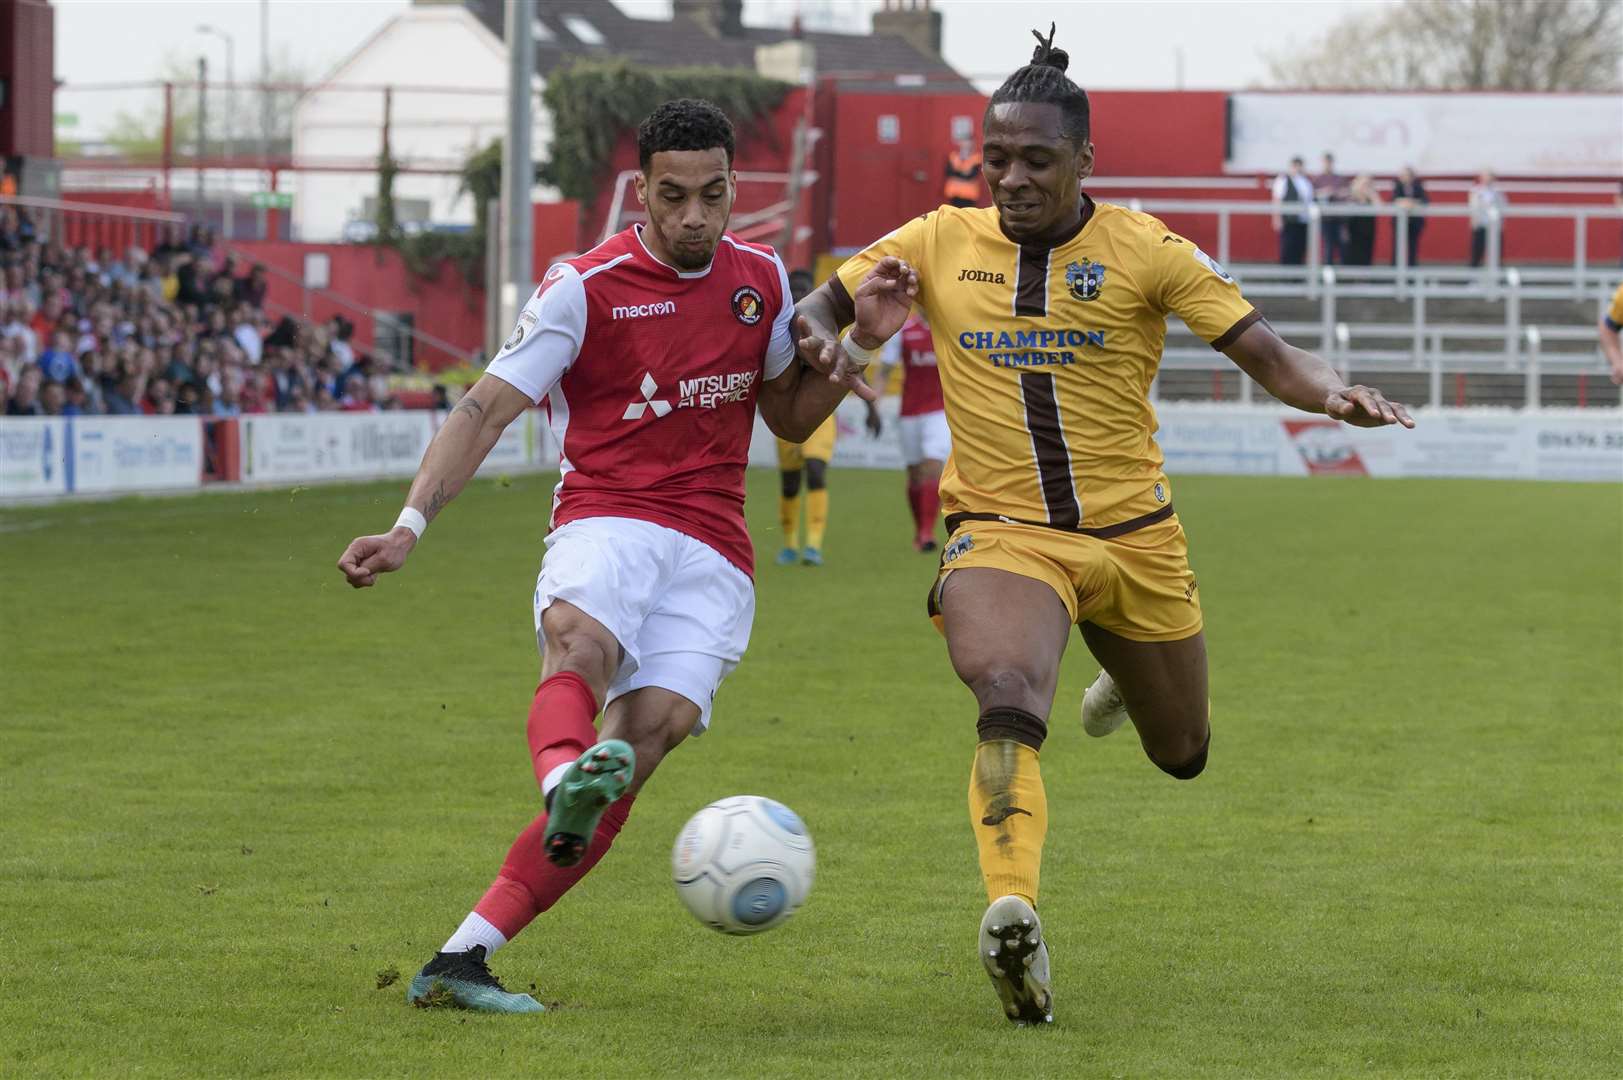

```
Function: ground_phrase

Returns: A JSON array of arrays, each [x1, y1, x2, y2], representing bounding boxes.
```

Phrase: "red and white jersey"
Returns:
[[887, 314, 943, 417], [486, 225, 795, 576]]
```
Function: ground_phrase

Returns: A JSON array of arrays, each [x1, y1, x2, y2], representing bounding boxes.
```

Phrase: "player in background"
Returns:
[[336, 100, 879, 1013], [875, 309, 950, 551], [796, 27, 1414, 1026], [774, 266, 881, 566], [1597, 281, 1623, 385]]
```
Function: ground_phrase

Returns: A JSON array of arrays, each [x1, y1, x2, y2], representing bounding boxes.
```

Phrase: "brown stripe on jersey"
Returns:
[[827, 274, 856, 327], [1210, 308, 1263, 351], [1018, 372, 1082, 528], [1014, 245, 1051, 317]]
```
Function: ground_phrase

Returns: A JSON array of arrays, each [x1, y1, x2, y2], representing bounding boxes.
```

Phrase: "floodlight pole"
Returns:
[[502, 0, 535, 326], [198, 25, 236, 240], [196, 56, 207, 220]]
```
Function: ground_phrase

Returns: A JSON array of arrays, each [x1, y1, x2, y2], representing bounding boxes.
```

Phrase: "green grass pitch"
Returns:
[[2, 468, 1619, 1078]]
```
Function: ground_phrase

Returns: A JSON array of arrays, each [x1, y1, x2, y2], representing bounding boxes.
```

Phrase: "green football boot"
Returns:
[[543, 739, 634, 867], [406, 946, 544, 1013]]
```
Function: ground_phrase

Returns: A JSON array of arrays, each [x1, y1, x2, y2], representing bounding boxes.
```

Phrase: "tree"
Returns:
[[1267, 0, 1622, 91], [540, 60, 790, 204], [89, 46, 318, 160]]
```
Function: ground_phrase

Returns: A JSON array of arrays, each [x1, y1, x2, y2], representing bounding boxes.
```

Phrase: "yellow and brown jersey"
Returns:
[[832, 196, 1258, 532], [1607, 282, 1623, 331]]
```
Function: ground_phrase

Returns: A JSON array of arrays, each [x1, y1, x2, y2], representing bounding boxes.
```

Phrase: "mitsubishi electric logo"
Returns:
[[622, 373, 672, 421], [623, 369, 760, 421]]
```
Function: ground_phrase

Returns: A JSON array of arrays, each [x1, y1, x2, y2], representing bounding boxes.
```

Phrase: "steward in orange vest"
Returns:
[[944, 144, 982, 208]]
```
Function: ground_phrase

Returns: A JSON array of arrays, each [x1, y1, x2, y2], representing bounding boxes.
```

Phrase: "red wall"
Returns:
[[578, 89, 812, 254], [0, 0, 54, 158], [231, 241, 485, 372], [818, 84, 993, 252], [533, 200, 582, 273]]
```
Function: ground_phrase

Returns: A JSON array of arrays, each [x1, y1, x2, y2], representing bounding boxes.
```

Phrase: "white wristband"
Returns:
[[840, 329, 882, 365], [394, 507, 427, 539]]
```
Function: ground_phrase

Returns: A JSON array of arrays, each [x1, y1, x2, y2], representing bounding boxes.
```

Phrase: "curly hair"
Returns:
[[637, 99, 736, 171], [985, 24, 1090, 146]]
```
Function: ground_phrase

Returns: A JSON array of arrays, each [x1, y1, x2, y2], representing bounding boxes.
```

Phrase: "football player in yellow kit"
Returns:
[[794, 26, 1414, 1026]]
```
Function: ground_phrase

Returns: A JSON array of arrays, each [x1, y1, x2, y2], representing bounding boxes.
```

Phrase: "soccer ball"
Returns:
[[671, 795, 815, 935]]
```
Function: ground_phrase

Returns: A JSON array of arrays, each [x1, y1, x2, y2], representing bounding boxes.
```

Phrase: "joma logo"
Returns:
[[957, 268, 1006, 284]]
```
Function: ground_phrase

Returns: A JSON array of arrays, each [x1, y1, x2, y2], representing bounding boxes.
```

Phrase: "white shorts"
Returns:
[[898, 410, 951, 466], [533, 516, 755, 732]]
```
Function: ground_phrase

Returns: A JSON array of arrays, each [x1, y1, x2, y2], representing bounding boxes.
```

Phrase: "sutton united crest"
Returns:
[[1066, 259, 1106, 301]]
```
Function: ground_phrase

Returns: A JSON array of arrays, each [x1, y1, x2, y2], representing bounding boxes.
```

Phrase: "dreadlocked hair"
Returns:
[[986, 23, 1090, 145]]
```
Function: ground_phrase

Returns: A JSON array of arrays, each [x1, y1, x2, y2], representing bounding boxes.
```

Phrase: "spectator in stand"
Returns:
[[236, 263, 269, 308], [104, 372, 142, 415], [38, 331, 81, 385], [232, 304, 264, 365], [1272, 157, 1314, 266], [31, 294, 62, 341], [143, 376, 175, 415], [1343, 174, 1381, 267], [313, 384, 339, 411], [39, 379, 66, 416], [7, 365, 43, 415], [1312, 152, 1349, 265], [75, 352, 106, 413], [151, 223, 187, 262], [3, 301, 39, 361], [339, 372, 373, 412], [1468, 170, 1507, 268], [329, 315, 356, 369], [62, 377, 93, 416]]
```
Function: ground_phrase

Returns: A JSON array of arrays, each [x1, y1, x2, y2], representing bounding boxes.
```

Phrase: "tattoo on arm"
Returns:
[[451, 396, 485, 422], [423, 480, 451, 522]]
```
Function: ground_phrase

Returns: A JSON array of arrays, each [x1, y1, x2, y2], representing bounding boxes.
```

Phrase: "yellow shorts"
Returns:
[[776, 415, 836, 470], [928, 513, 1203, 642]]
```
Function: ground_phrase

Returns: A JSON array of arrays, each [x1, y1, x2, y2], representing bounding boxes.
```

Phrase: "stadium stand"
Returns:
[[0, 203, 400, 419]]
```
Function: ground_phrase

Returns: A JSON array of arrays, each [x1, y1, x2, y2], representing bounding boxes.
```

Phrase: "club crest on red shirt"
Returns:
[[731, 285, 764, 325]]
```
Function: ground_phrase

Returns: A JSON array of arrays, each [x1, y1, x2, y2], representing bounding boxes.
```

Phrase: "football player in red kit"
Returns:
[[877, 310, 949, 551], [336, 100, 884, 1011]]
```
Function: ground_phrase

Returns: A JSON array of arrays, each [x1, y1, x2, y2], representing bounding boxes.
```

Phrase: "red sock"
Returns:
[[917, 482, 940, 541], [906, 481, 924, 533], [527, 672, 599, 793], [472, 796, 636, 940]]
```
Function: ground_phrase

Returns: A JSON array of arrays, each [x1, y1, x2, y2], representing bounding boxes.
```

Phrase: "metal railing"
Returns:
[[1, 193, 186, 255], [1151, 265, 1618, 410], [223, 245, 477, 369], [1126, 198, 1623, 299]]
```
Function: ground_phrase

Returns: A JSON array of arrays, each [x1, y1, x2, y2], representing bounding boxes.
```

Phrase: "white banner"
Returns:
[[1227, 93, 1623, 177], [748, 397, 902, 470], [71, 416, 203, 494], [748, 403, 1623, 484], [437, 410, 553, 476], [0, 417, 67, 497], [242, 412, 436, 483]]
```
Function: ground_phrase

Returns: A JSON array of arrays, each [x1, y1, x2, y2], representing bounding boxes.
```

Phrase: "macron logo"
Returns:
[[622, 373, 672, 421], [612, 300, 677, 320]]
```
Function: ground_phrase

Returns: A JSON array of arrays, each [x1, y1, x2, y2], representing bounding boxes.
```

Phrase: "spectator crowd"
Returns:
[[2, 208, 397, 419]]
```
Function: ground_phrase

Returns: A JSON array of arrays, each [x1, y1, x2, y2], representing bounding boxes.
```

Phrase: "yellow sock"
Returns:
[[805, 487, 828, 549], [778, 492, 801, 548], [968, 740, 1048, 906]]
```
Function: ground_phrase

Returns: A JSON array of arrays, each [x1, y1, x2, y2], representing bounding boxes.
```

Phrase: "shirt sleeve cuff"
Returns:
[[827, 274, 856, 327], [1210, 309, 1263, 352]]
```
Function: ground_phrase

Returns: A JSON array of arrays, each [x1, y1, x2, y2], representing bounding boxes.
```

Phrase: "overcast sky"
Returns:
[[54, 0, 1386, 137]]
